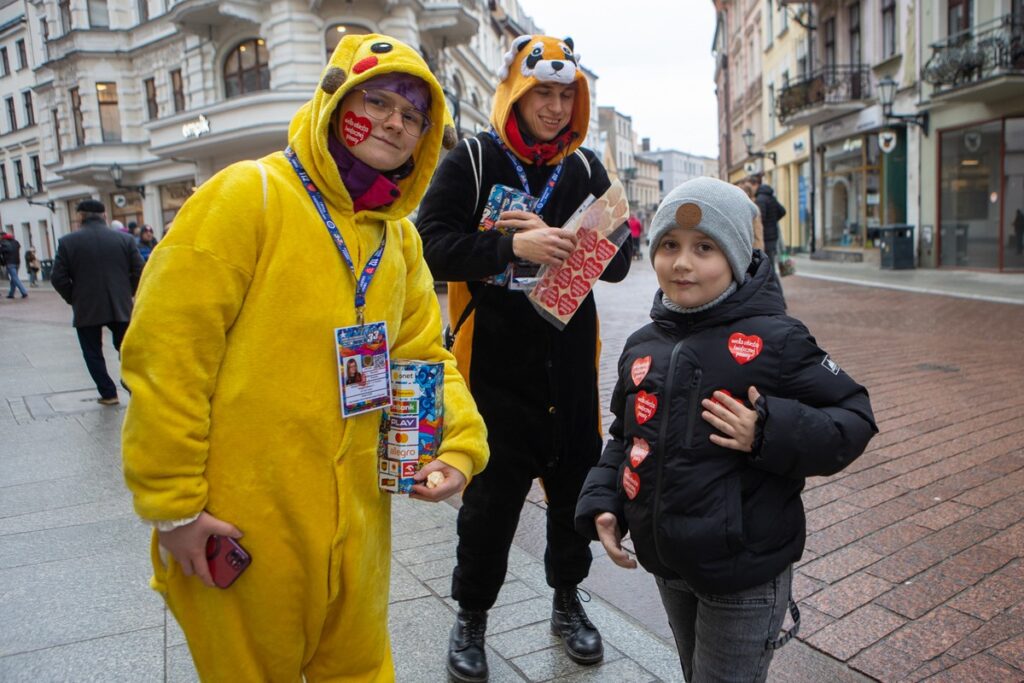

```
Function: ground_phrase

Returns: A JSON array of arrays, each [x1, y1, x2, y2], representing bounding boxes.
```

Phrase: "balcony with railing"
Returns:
[[922, 15, 1024, 103], [776, 64, 872, 127]]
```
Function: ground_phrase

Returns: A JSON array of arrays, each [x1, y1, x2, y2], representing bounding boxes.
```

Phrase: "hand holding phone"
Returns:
[[205, 535, 252, 589], [156, 511, 244, 588]]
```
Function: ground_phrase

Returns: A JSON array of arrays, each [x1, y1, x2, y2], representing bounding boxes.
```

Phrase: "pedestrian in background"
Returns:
[[119, 34, 487, 681], [628, 214, 643, 261], [751, 174, 786, 277], [418, 33, 633, 682], [576, 177, 877, 683], [50, 199, 144, 405], [1, 232, 29, 299], [137, 224, 158, 263], [734, 177, 765, 252], [25, 247, 40, 287]]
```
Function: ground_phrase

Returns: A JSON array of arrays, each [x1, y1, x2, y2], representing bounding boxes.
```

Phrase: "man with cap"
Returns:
[[50, 199, 144, 405], [417, 34, 633, 681]]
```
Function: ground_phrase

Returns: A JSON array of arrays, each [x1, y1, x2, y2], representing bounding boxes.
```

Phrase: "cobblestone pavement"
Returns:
[[2, 262, 1023, 681]]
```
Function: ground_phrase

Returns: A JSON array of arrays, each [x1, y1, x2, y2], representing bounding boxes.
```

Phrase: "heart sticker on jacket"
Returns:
[[622, 467, 640, 500], [630, 437, 650, 468], [342, 111, 372, 146], [728, 332, 763, 365], [631, 356, 651, 386], [635, 391, 657, 424]]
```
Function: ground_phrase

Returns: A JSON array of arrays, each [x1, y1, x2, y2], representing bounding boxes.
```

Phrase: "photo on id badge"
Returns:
[[336, 322, 391, 417]]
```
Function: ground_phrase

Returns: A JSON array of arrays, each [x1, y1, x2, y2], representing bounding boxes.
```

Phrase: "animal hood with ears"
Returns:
[[489, 34, 590, 164]]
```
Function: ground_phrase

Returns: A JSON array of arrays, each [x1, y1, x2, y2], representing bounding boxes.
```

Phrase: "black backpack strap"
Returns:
[[443, 285, 483, 351]]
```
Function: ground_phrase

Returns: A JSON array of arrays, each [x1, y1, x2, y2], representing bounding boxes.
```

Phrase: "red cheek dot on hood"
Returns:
[[353, 56, 379, 74]]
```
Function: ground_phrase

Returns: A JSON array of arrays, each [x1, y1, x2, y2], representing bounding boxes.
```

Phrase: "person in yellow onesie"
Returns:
[[120, 33, 489, 681]]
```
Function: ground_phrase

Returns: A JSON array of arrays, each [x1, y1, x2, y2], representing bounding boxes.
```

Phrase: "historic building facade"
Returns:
[[0, 0, 545, 252]]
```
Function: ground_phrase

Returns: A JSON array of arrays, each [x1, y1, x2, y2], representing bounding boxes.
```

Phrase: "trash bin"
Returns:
[[41, 259, 54, 280], [878, 224, 915, 270]]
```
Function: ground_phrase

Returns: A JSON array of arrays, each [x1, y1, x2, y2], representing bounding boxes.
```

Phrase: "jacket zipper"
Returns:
[[652, 339, 686, 569], [684, 370, 703, 448]]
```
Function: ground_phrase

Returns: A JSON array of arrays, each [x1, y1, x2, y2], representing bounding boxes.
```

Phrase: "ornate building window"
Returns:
[[325, 24, 371, 59], [224, 39, 270, 99]]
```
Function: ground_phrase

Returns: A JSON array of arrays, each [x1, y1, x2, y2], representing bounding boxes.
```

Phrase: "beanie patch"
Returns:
[[676, 203, 702, 230]]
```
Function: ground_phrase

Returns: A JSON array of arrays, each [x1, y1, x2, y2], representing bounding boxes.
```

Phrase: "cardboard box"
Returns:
[[378, 360, 444, 494]]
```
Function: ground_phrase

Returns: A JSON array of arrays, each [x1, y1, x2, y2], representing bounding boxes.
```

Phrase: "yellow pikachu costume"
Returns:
[[121, 34, 488, 681]]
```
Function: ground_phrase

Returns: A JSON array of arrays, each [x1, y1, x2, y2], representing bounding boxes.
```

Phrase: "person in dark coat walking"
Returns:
[[417, 34, 633, 682], [752, 176, 786, 278], [51, 199, 144, 405], [1, 232, 29, 298], [576, 178, 876, 683]]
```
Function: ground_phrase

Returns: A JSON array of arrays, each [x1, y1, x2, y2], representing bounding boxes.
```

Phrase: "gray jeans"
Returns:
[[656, 565, 795, 683]]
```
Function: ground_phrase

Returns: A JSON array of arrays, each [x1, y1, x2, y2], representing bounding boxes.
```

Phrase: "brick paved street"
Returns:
[[1, 261, 1022, 681], [589, 260, 1024, 681]]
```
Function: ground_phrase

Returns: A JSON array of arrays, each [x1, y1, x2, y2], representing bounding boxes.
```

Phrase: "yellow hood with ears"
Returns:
[[287, 33, 458, 219], [489, 34, 590, 165]]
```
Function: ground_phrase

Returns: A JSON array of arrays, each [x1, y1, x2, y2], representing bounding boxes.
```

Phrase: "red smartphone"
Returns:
[[205, 535, 252, 589]]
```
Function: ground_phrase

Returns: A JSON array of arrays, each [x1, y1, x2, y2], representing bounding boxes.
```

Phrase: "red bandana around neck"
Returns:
[[504, 113, 576, 166]]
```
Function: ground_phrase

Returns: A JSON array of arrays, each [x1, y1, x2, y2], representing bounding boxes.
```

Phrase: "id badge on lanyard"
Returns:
[[285, 147, 392, 417]]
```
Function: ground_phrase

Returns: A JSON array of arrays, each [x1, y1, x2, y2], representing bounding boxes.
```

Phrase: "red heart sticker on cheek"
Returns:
[[630, 437, 650, 468], [622, 467, 640, 499], [342, 111, 372, 146], [635, 391, 658, 424]]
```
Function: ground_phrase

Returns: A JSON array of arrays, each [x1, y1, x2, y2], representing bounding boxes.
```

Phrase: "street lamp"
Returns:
[[109, 163, 146, 198], [742, 128, 777, 165], [877, 76, 929, 135], [24, 184, 55, 211]]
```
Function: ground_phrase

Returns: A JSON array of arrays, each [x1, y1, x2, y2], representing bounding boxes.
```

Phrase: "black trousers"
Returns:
[[76, 321, 128, 399], [452, 443, 594, 611]]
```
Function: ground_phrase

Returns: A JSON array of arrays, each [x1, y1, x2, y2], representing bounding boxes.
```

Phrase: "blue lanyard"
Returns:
[[285, 147, 385, 325], [487, 130, 564, 215]]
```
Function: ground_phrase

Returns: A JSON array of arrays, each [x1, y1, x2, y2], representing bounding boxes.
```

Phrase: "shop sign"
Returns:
[[181, 115, 210, 139], [879, 129, 898, 154]]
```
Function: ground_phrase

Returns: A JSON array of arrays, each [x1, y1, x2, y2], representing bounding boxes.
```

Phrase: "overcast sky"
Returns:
[[515, 0, 720, 159]]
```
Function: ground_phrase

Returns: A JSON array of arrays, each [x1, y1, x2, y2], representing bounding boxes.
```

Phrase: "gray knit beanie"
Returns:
[[648, 177, 757, 284]]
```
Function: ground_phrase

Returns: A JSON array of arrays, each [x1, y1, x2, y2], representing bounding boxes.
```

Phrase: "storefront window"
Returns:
[[822, 134, 881, 247], [939, 120, 1001, 268], [110, 191, 143, 229], [160, 180, 194, 233], [1003, 117, 1024, 271]]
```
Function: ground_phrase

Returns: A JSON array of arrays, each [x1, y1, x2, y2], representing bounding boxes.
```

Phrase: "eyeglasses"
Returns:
[[359, 89, 430, 137]]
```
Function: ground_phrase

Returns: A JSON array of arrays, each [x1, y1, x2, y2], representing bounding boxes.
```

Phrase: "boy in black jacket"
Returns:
[[576, 177, 876, 683]]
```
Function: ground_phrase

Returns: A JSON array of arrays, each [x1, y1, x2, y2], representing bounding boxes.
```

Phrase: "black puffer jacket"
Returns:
[[417, 133, 632, 471], [576, 253, 876, 594]]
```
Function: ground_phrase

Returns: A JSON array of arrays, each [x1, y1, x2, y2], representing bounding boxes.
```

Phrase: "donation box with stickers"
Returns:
[[378, 361, 444, 493]]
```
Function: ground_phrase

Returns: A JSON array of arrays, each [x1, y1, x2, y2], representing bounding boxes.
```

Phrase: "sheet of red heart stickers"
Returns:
[[529, 180, 630, 329]]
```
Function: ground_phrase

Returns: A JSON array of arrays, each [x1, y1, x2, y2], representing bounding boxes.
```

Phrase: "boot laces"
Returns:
[[559, 588, 595, 629], [462, 612, 487, 644]]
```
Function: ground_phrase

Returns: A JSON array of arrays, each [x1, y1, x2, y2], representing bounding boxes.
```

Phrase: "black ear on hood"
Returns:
[[513, 35, 532, 53], [563, 37, 574, 51]]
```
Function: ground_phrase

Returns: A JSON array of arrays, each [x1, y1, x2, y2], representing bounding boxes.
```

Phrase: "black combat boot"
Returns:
[[551, 587, 604, 664], [447, 608, 489, 682]]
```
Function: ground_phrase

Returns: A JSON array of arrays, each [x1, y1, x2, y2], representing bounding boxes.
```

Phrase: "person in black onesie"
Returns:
[[416, 33, 633, 683]]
